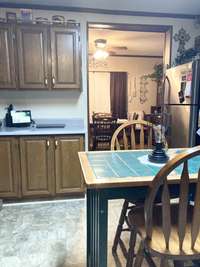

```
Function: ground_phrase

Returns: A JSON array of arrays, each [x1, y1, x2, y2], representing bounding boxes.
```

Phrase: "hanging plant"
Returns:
[[144, 63, 163, 106], [144, 63, 163, 84]]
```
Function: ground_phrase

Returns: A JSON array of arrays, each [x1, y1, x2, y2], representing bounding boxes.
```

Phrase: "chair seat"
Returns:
[[128, 204, 200, 260]]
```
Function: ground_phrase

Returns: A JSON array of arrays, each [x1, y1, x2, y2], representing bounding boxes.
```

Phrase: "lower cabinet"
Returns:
[[20, 136, 54, 197], [55, 136, 84, 194], [0, 135, 84, 199], [0, 138, 20, 198]]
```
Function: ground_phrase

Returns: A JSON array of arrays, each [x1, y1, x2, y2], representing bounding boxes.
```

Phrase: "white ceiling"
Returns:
[[89, 29, 165, 57], [1, 0, 200, 15]]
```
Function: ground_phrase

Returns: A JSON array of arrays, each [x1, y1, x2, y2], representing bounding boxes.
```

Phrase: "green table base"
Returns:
[[86, 186, 148, 267]]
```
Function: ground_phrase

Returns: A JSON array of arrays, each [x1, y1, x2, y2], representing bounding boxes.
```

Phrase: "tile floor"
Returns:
[[0, 198, 194, 267]]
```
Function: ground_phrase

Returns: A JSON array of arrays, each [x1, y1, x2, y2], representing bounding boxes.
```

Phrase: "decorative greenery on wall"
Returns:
[[142, 63, 163, 105]]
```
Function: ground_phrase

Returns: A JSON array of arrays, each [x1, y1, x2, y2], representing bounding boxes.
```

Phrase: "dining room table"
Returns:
[[78, 148, 200, 267]]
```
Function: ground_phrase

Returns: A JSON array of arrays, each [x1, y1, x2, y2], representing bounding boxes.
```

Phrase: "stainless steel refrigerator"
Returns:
[[164, 59, 200, 148]]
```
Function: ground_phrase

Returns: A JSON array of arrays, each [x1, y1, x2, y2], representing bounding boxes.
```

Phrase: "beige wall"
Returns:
[[89, 56, 162, 116]]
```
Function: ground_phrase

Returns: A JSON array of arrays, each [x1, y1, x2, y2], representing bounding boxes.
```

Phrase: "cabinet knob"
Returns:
[[46, 140, 50, 148], [44, 77, 48, 86], [55, 140, 58, 148], [52, 76, 56, 86]]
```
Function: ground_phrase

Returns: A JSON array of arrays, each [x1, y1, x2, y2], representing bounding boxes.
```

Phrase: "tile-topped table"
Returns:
[[78, 148, 200, 267]]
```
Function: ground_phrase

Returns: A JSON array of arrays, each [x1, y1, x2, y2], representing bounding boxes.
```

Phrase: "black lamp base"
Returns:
[[148, 143, 169, 164]]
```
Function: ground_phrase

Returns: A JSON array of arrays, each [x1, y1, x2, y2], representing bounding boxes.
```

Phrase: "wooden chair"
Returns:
[[111, 120, 153, 258], [93, 116, 117, 150], [127, 146, 200, 267], [111, 120, 153, 150]]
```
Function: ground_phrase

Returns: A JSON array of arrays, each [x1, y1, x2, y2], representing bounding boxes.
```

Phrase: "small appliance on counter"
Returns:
[[5, 104, 32, 127]]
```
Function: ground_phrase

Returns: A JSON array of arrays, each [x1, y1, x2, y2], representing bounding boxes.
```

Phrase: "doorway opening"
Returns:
[[87, 22, 172, 151]]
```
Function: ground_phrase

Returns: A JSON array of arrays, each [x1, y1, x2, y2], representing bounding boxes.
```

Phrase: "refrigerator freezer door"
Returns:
[[170, 105, 190, 148], [165, 62, 193, 105]]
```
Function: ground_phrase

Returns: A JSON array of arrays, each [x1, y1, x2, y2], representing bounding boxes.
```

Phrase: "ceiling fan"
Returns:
[[93, 39, 128, 59]]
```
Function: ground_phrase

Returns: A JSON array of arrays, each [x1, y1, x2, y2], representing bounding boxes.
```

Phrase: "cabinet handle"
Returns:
[[44, 77, 48, 86], [52, 76, 55, 86], [46, 140, 50, 148], [55, 140, 58, 148]]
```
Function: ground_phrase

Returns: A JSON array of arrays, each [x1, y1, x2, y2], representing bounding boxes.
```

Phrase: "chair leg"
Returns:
[[145, 252, 157, 267], [126, 227, 137, 267], [134, 242, 145, 267], [112, 200, 129, 254]]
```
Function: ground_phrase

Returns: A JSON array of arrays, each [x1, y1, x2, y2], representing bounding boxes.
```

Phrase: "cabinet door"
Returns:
[[51, 26, 80, 89], [55, 136, 84, 194], [0, 23, 16, 89], [17, 25, 49, 89], [20, 137, 54, 197], [0, 138, 20, 198]]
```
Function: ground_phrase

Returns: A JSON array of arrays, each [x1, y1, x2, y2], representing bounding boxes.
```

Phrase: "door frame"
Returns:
[[87, 22, 173, 150]]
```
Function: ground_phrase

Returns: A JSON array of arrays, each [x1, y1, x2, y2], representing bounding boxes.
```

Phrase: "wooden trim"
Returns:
[[110, 54, 163, 58], [89, 23, 173, 33], [0, 3, 197, 19], [89, 53, 163, 58]]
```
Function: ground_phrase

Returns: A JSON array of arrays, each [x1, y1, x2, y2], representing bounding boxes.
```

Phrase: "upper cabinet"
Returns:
[[51, 27, 80, 89], [0, 22, 81, 90], [17, 24, 49, 90], [0, 23, 16, 89]]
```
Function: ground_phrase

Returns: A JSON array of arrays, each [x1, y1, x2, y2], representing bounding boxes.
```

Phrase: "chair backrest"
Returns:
[[92, 112, 112, 119], [93, 116, 117, 140], [144, 146, 200, 251], [110, 120, 153, 150]]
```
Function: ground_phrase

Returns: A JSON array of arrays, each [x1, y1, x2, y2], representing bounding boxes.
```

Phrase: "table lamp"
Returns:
[[148, 117, 169, 164]]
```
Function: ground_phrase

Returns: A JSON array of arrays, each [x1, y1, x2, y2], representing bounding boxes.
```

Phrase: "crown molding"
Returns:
[[0, 2, 197, 20]]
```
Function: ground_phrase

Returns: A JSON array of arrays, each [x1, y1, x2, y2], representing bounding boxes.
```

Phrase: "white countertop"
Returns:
[[0, 118, 86, 136]]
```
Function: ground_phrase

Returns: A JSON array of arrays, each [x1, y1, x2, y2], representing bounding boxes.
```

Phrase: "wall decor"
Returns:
[[173, 28, 190, 56], [35, 17, 49, 24], [195, 35, 200, 52], [20, 9, 32, 21], [174, 48, 197, 66], [144, 64, 163, 106], [139, 76, 148, 104], [6, 12, 17, 22], [52, 15, 65, 24], [128, 76, 137, 104]]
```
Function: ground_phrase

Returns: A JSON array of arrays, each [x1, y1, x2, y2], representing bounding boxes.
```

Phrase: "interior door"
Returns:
[[50, 26, 80, 89], [17, 24, 49, 89], [0, 23, 16, 89]]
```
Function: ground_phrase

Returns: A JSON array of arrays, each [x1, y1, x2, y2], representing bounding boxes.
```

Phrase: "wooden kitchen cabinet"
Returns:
[[16, 24, 49, 89], [0, 138, 20, 198], [0, 23, 16, 89], [55, 135, 84, 194], [0, 22, 81, 90], [50, 26, 80, 89], [0, 135, 84, 199], [20, 137, 54, 197]]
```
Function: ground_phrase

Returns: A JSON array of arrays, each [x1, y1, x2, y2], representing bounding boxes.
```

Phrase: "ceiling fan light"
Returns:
[[93, 49, 109, 60], [95, 38, 107, 48]]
